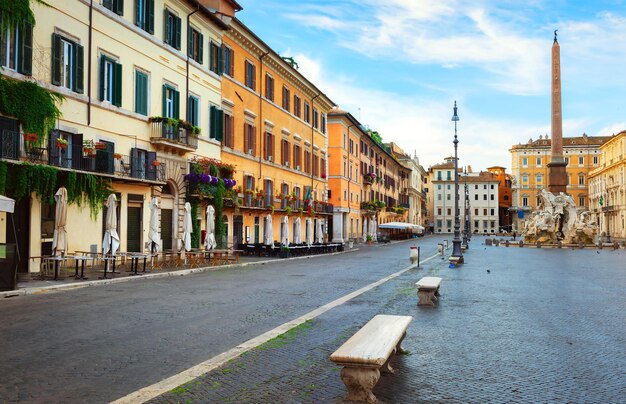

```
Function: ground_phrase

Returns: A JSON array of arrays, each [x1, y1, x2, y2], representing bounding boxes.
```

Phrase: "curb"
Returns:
[[0, 247, 362, 299]]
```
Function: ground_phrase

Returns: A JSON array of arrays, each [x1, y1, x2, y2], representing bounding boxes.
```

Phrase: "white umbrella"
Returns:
[[316, 219, 324, 244], [305, 217, 313, 246], [102, 194, 120, 256], [204, 205, 217, 250], [281, 216, 289, 245], [368, 218, 377, 241], [52, 187, 68, 256], [294, 217, 302, 244], [148, 197, 161, 253], [264, 214, 273, 246], [362, 219, 367, 242], [181, 202, 192, 252]]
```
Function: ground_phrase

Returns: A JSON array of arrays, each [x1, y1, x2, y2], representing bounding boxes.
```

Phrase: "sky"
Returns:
[[235, 0, 626, 172]]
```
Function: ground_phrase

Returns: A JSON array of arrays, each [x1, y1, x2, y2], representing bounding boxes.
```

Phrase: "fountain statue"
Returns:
[[522, 189, 597, 244]]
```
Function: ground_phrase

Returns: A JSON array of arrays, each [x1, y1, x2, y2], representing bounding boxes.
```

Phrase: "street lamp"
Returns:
[[450, 101, 464, 264], [462, 168, 469, 250]]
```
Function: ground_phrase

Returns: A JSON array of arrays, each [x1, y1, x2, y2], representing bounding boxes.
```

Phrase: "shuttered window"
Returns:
[[265, 74, 274, 101], [222, 45, 234, 76], [244, 60, 256, 90], [162, 84, 179, 119], [51, 33, 83, 93], [282, 86, 290, 111], [188, 95, 199, 126], [223, 113, 233, 147], [209, 42, 222, 74], [99, 55, 122, 107], [134, 70, 148, 115], [135, 0, 154, 34], [188, 27, 203, 64], [103, 0, 124, 15], [244, 123, 256, 155], [164, 9, 181, 50], [0, 21, 32, 75], [209, 105, 224, 141]]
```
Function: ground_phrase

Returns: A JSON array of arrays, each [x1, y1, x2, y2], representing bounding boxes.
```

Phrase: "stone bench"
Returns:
[[416, 276, 442, 306], [330, 314, 412, 402]]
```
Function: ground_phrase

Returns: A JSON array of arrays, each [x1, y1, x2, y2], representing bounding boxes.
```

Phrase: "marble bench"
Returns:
[[330, 314, 412, 402], [416, 276, 442, 306]]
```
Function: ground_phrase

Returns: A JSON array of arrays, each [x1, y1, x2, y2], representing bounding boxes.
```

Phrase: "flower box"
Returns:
[[94, 142, 107, 150], [56, 138, 68, 150]]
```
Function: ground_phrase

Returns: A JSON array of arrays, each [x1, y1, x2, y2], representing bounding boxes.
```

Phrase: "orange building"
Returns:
[[219, 18, 335, 246], [486, 166, 513, 231]]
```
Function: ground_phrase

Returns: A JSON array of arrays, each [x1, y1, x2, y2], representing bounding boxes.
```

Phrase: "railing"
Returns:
[[0, 131, 165, 182], [150, 121, 198, 149]]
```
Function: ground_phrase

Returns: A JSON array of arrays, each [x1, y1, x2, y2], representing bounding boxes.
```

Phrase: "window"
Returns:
[[536, 174, 543, 184], [321, 115, 326, 134], [578, 156, 584, 165], [437, 194, 441, 201], [223, 45, 234, 76], [293, 95, 301, 117], [447, 194, 451, 201], [578, 195, 585, 206], [188, 27, 203, 64], [135, 0, 154, 33], [522, 174, 529, 188], [209, 105, 225, 141], [474, 194, 478, 200], [51, 34, 84, 93], [446, 171, 451, 180], [490, 194, 494, 200], [474, 220, 479, 229], [265, 74, 274, 102], [436, 219, 442, 229], [244, 175, 255, 206], [244, 123, 256, 155], [536, 157, 542, 166], [103, 0, 124, 15], [134, 70, 149, 115], [164, 9, 181, 50], [349, 139, 354, 154], [223, 113, 234, 147], [264, 179, 273, 206], [293, 144, 301, 169], [320, 157, 326, 178], [483, 194, 487, 200], [162, 84, 179, 118], [490, 184, 494, 189], [263, 131, 274, 161], [490, 208, 494, 216], [245, 60, 256, 90], [282, 86, 290, 111], [1, 21, 32, 74], [437, 184, 441, 190], [447, 220, 452, 229], [304, 150, 311, 173], [99, 55, 122, 106], [483, 185, 487, 190], [187, 95, 199, 126], [209, 41, 222, 74], [578, 174, 585, 185], [304, 101, 310, 123], [522, 196, 528, 206], [475, 185, 478, 189], [437, 208, 442, 215], [447, 208, 451, 215], [474, 208, 478, 216], [313, 107, 319, 129], [592, 156, 598, 165], [313, 155, 319, 177], [522, 157, 528, 166], [483, 209, 487, 216], [281, 139, 290, 166]]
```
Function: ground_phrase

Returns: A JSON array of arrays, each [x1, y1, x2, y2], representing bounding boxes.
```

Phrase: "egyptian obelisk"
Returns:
[[547, 30, 568, 194]]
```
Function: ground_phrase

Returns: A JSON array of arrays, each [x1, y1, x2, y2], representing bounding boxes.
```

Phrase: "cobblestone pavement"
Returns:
[[151, 240, 626, 403], [0, 237, 436, 403]]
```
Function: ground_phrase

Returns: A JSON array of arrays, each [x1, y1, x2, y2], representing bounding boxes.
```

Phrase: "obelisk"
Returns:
[[547, 30, 568, 194]]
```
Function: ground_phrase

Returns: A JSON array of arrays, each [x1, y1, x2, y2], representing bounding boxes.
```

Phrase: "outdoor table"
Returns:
[[100, 256, 116, 279], [42, 255, 70, 280], [72, 255, 91, 280], [127, 253, 149, 275]]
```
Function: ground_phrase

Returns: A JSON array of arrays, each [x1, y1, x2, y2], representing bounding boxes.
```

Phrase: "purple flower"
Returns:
[[211, 176, 219, 185], [200, 174, 211, 183]]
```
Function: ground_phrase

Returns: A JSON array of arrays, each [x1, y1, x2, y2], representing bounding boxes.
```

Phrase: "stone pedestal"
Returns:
[[548, 160, 568, 195]]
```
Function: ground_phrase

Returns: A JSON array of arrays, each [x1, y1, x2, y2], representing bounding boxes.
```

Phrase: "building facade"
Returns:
[[486, 166, 513, 231], [588, 131, 626, 240], [219, 18, 334, 246], [388, 144, 426, 228], [0, 0, 239, 273], [509, 134, 609, 231]]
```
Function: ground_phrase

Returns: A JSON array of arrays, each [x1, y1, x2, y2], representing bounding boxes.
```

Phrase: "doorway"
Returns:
[[233, 215, 243, 247], [127, 195, 143, 252]]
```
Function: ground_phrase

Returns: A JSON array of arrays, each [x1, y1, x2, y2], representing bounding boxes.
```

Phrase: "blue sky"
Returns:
[[236, 0, 626, 171]]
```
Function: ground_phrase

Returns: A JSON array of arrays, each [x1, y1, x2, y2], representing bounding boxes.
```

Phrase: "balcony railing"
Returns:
[[0, 131, 165, 182], [150, 120, 198, 153]]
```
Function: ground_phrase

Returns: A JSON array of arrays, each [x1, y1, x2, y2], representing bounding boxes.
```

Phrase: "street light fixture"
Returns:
[[450, 101, 464, 265]]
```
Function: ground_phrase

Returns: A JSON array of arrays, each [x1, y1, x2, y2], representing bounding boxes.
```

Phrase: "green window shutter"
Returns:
[[173, 89, 179, 119], [175, 17, 181, 50], [146, 0, 155, 34], [104, 0, 113, 9], [98, 56, 105, 101], [217, 42, 223, 75], [216, 109, 224, 142], [209, 105, 216, 138], [187, 27, 193, 58], [114, 0, 124, 16], [134, 0, 140, 26], [164, 11, 170, 44], [162, 85, 167, 116], [113, 61, 122, 107], [51, 33, 62, 85], [74, 43, 84, 94], [198, 33, 204, 64], [18, 22, 33, 75], [209, 42, 214, 72]]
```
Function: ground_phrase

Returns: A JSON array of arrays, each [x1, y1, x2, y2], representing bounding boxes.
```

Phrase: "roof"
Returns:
[[460, 172, 499, 183], [511, 134, 612, 150], [430, 162, 455, 170]]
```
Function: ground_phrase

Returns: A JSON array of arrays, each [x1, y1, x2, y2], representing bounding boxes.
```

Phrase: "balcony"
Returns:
[[0, 131, 165, 183], [150, 119, 198, 155]]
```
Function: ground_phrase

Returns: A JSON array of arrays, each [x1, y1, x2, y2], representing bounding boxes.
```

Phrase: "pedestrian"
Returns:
[[513, 231, 516, 241]]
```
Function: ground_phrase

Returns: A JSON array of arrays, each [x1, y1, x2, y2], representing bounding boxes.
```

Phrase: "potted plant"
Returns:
[[285, 206, 292, 215], [279, 245, 290, 258], [151, 160, 161, 167], [366, 235, 373, 245], [113, 153, 122, 160], [266, 205, 274, 214], [95, 141, 107, 150], [23, 132, 38, 143], [56, 138, 68, 150]]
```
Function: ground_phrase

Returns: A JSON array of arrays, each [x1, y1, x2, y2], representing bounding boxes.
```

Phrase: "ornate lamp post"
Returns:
[[450, 101, 464, 264], [462, 169, 469, 250]]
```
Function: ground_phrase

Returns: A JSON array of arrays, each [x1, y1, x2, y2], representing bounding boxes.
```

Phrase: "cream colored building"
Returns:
[[509, 134, 609, 231], [0, 0, 240, 274], [588, 131, 626, 240]]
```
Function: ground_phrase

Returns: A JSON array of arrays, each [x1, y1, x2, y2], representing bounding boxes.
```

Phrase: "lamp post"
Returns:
[[462, 168, 469, 250], [450, 101, 464, 264]]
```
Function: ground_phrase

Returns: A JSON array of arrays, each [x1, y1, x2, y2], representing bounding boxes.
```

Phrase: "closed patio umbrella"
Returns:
[[368, 218, 377, 241], [362, 219, 367, 242], [102, 194, 120, 256], [181, 202, 192, 252], [52, 187, 68, 256], [294, 217, 302, 244], [281, 216, 289, 246], [316, 219, 324, 244], [305, 217, 313, 246], [148, 197, 161, 253], [264, 214, 273, 246], [204, 205, 217, 250]]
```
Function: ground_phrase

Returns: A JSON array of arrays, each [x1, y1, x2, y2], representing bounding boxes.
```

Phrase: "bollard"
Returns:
[[485, 238, 493, 246], [557, 241, 562, 248], [536, 241, 541, 248], [519, 240, 524, 248], [438, 243, 444, 255], [614, 242, 619, 250], [417, 246, 421, 268], [505, 240, 509, 247], [409, 245, 418, 265]]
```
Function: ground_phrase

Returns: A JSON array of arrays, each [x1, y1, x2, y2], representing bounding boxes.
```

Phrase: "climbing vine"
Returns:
[[0, 0, 36, 32], [0, 75, 64, 143], [0, 161, 6, 195], [214, 181, 226, 248], [190, 199, 200, 248]]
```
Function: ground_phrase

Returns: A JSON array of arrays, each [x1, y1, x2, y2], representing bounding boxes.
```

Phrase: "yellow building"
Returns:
[[0, 0, 239, 274], [219, 18, 335, 246], [588, 130, 626, 240], [509, 134, 609, 231]]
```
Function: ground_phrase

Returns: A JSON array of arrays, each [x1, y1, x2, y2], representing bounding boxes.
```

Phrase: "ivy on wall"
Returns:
[[0, 0, 37, 32], [214, 181, 226, 248], [190, 199, 200, 249]]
